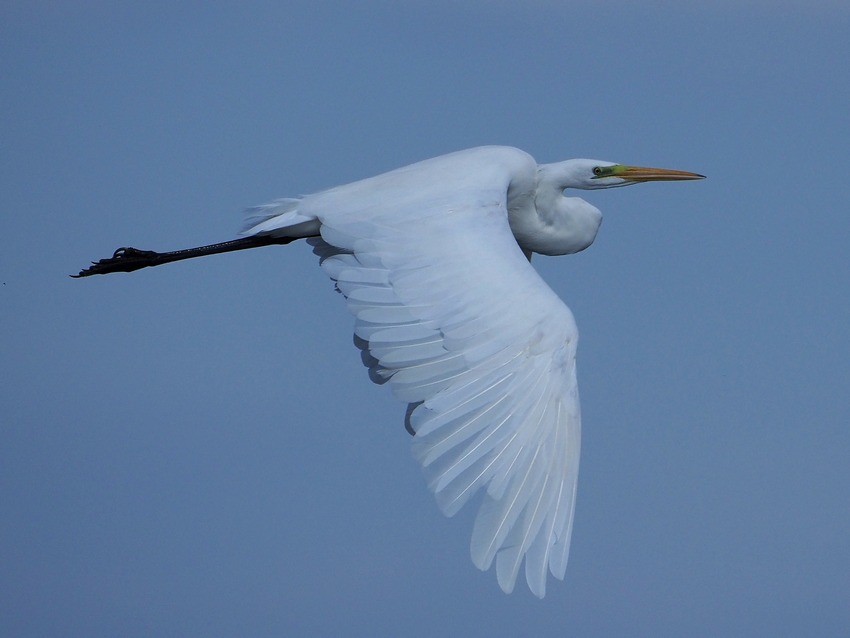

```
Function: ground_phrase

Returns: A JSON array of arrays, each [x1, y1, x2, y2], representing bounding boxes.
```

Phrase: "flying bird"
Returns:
[[74, 146, 704, 597]]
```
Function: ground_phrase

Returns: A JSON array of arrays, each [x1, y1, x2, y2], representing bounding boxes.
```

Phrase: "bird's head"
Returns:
[[542, 159, 705, 191]]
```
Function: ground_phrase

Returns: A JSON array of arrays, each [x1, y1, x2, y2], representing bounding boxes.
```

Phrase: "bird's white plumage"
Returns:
[[244, 147, 581, 597], [75, 146, 701, 596]]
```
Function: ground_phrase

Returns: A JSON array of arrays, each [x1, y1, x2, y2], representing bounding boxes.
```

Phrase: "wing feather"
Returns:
[[254, 147, 582, 597]]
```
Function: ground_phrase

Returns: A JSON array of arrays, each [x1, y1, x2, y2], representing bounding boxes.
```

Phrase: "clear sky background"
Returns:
[[2, 2, 849, 636]]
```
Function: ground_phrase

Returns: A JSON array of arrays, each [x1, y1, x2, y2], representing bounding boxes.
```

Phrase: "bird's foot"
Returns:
[[71, 247, 162, 277]]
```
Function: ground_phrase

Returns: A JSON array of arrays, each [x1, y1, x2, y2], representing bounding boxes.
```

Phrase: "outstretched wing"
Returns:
[[253, 147, 582, 597]]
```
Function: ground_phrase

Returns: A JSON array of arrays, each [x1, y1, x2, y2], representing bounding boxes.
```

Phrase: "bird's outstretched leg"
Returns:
[[72, 235, 305, 278]]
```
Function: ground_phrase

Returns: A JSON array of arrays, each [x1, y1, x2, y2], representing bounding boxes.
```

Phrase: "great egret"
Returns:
[[75, 146, 704, 597]]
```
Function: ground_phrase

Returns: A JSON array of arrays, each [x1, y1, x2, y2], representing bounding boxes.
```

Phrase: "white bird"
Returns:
[[75, 146, 704, 597]]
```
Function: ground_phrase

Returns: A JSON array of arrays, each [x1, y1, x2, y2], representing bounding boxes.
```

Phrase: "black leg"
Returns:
[[72, 235, 307, 278]]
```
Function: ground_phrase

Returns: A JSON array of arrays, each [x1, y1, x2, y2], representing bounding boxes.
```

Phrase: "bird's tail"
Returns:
[[241, 197, 318, 238]]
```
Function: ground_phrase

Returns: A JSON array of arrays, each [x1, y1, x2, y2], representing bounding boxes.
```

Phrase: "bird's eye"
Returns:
[[592, 167, 603, 177]]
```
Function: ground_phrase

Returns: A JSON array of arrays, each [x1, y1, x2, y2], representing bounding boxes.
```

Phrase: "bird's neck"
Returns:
[[505, 170, 600, 256]]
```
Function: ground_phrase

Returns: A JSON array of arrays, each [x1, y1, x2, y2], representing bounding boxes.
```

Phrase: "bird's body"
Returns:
[[75, 146, 703, 597], [242, 146, 602, 256]]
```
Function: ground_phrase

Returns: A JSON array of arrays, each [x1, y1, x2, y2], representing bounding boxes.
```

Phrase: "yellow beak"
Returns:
[[619, 166, 706, 182]]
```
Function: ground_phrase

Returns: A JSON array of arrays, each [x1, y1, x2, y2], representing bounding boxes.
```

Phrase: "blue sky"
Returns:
[[2, 2, 849, 636]]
